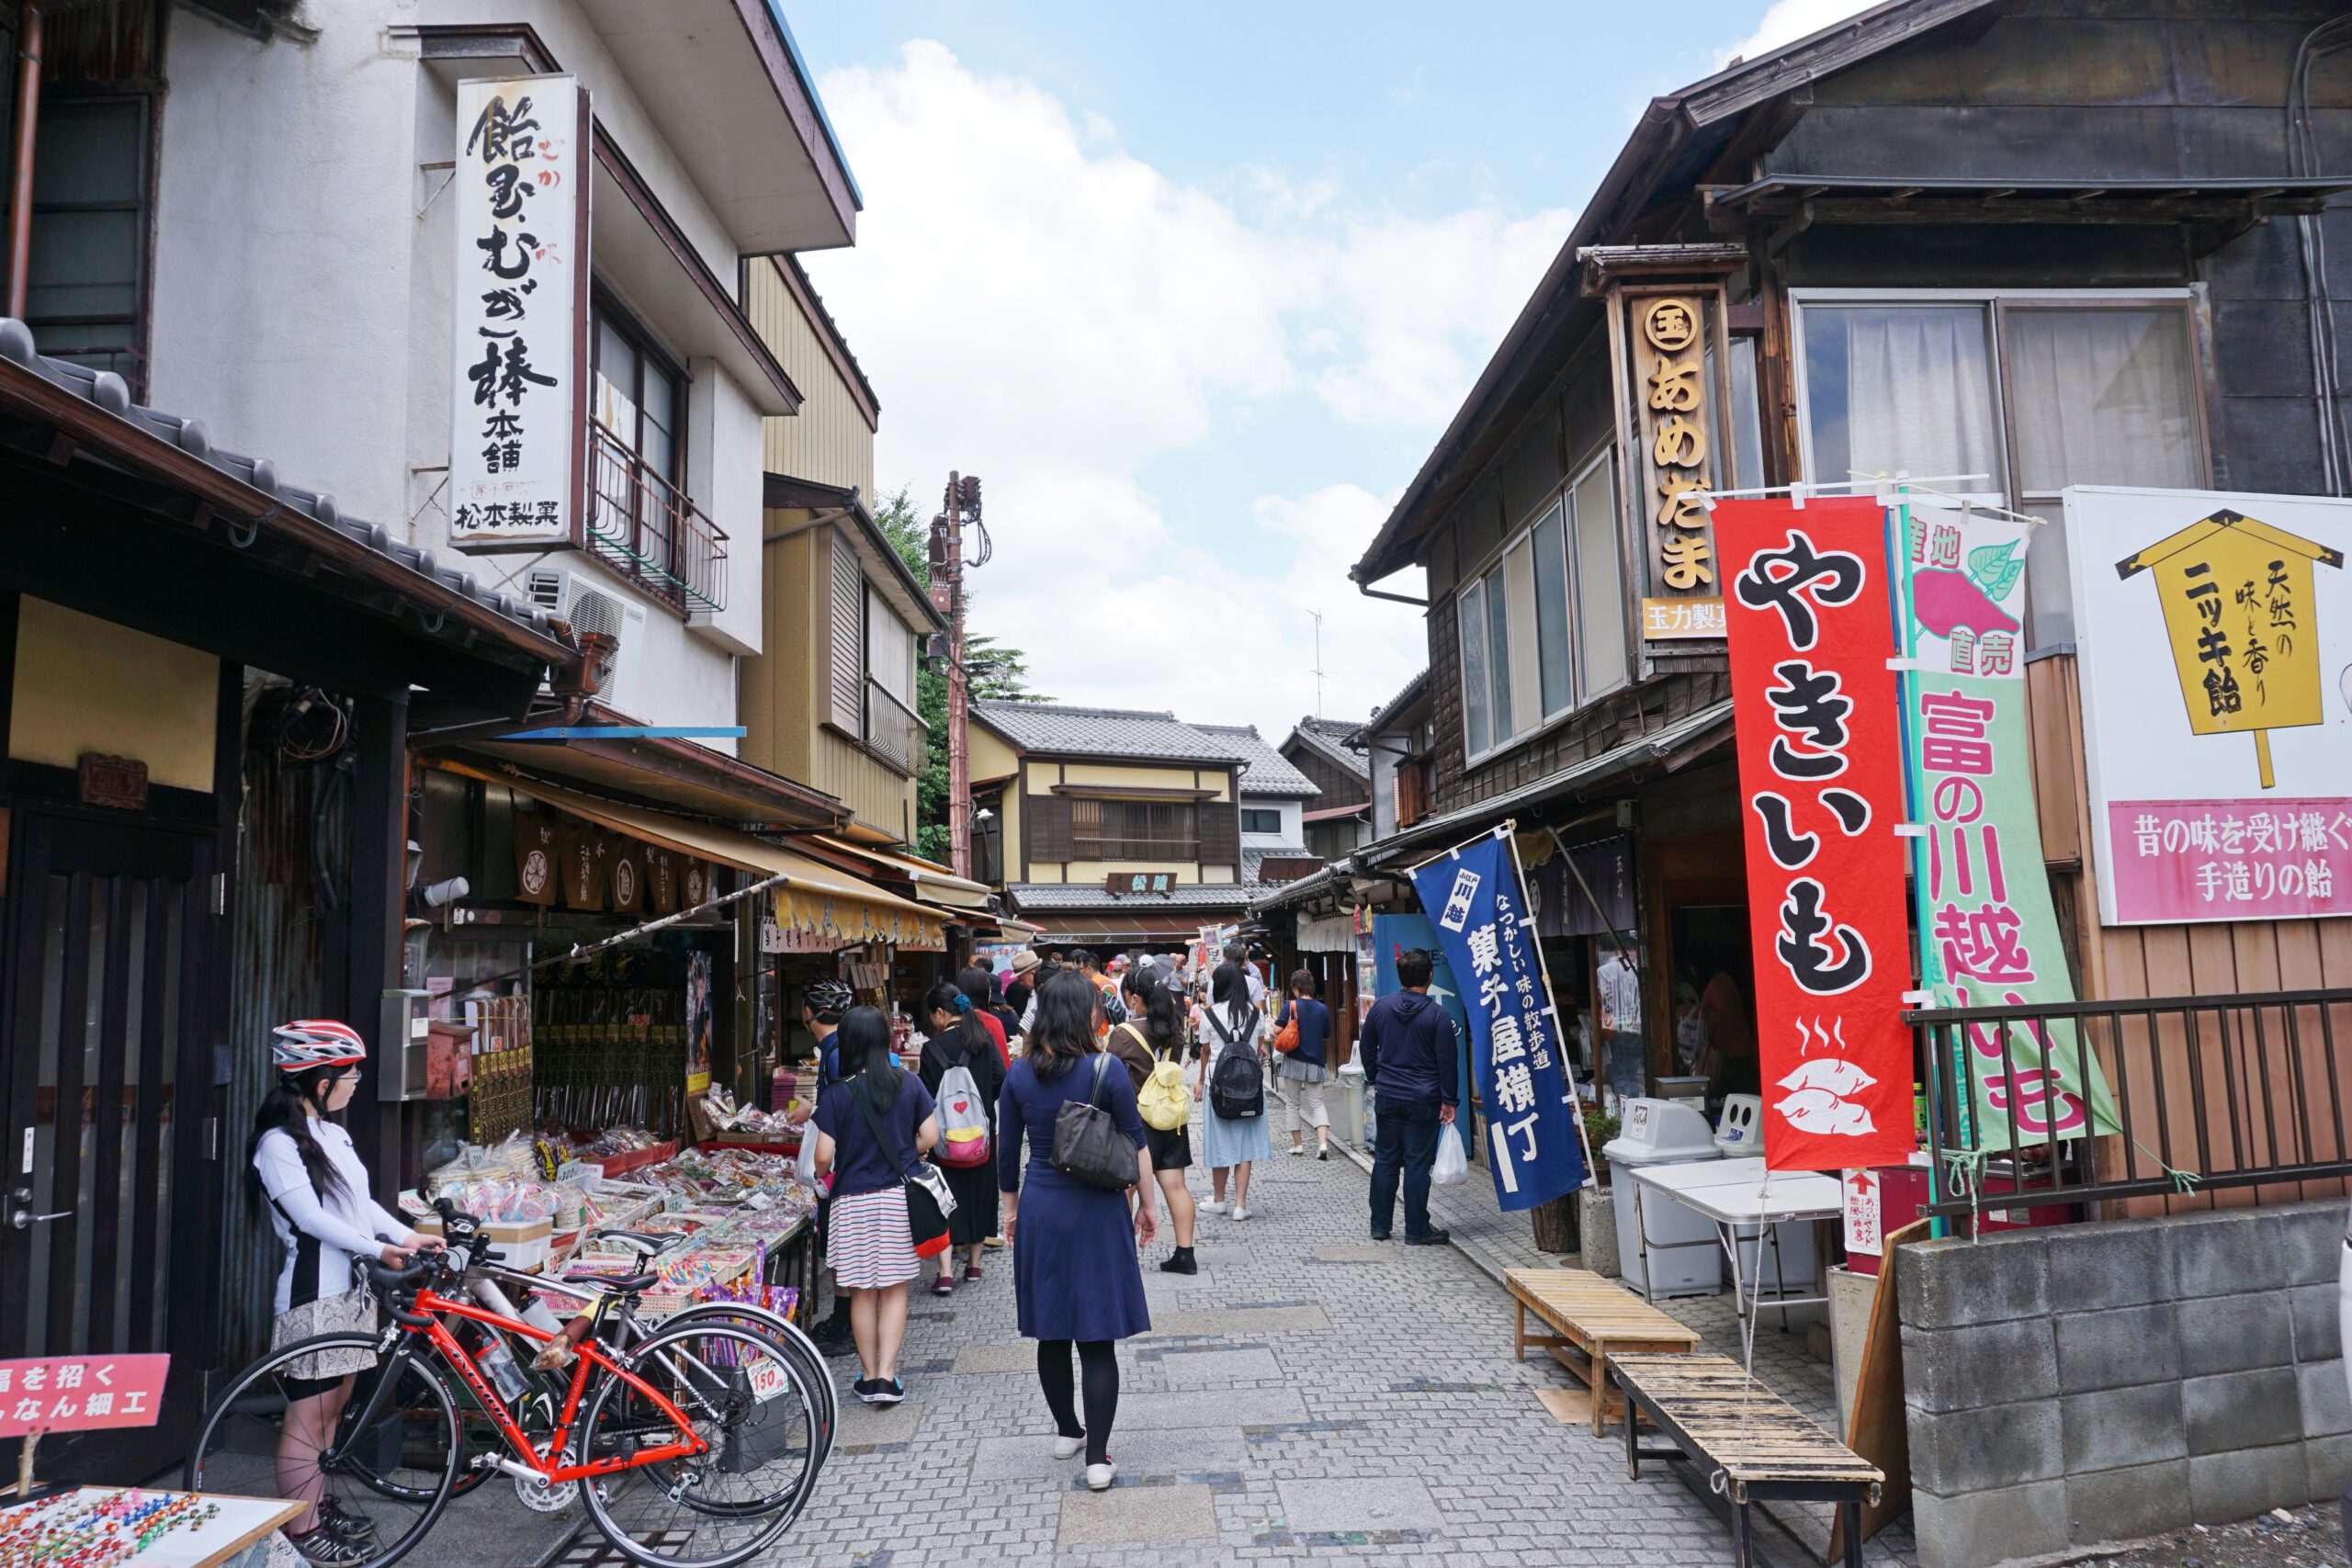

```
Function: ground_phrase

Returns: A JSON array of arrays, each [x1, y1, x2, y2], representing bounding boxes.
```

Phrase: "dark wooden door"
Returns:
[[3, 807, 220, 1482]]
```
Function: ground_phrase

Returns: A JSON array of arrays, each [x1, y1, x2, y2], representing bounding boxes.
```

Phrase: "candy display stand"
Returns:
[[0, 1487, 304, 1568]]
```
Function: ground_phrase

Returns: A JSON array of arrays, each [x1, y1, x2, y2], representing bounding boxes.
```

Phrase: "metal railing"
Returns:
[[1912, 987, 2352, 1219], [587, 423, 728, 615], [865, 677, 928, 774]]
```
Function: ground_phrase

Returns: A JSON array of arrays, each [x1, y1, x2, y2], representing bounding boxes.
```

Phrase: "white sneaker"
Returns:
[[1201, 1200, 1228, 1215], [1086, 1461, 1117, 1492], [1230, 1206, 1252, 1222], [1053, 1434, 1086, 1460], [1287, 1145, 1306, 1156]]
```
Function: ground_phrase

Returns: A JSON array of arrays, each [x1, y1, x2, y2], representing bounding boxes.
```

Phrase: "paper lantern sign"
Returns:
[[513, 810, 559, 907]]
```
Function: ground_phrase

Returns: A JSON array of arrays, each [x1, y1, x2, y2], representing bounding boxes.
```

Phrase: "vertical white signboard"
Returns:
[[449, 74, 584, 551]]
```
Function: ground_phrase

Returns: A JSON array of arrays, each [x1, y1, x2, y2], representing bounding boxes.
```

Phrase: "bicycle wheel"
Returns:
[[187, 1333, 461, 1568], [579, 1322, 815, 1568], [656, 1303, 835, 1466]]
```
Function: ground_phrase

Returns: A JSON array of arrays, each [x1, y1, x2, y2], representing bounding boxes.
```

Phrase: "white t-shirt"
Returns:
[[254, 1118, 410, 1317], [1597, 954, 1643, 1035], [1193, 999, 1263, 1077]]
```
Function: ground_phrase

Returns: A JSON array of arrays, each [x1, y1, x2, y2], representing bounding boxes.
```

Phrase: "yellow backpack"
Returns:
[[1127, 1023, 1193, 1133]]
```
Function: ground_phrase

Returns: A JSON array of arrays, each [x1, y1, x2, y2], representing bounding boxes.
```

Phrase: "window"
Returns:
[[1240, 807, 1282, 835], [828, 536, 928, 773], [27, 97, 149, 384], [1454, 444, 1625, 763], [1072, 800, 1199, 861], [589, 296, 688, 584], [1796, 291, 2205, 648]]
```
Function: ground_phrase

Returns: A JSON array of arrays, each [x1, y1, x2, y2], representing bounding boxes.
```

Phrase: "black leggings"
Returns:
[[1036, 1339, 1117, 1465]]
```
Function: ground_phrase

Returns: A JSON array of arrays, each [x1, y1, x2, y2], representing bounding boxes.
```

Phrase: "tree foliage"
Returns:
[[871, 487, 1043, 862]]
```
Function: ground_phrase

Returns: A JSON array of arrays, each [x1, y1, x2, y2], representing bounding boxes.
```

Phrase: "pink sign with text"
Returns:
[[2105, 798, 2352, 921], [0, 1355, 168, 1437]]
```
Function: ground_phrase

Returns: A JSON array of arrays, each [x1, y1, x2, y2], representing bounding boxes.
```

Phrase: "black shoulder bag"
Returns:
[[1049, 1055, 1139, 1192], [847, 1072, 956, 1254]]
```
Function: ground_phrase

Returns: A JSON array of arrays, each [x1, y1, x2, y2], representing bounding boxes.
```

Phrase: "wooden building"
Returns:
[[1339, 0, 2352, 1190]]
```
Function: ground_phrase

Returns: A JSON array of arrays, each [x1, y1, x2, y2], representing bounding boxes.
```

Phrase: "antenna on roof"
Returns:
[[1310, 609, 1327, 717]]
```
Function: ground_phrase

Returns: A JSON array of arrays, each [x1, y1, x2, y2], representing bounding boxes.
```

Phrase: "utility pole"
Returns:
[[929, 473, 984, 878]]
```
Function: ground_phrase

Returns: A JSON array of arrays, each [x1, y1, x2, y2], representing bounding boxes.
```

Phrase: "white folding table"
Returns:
[[1628, 1157, 1843, 1328]]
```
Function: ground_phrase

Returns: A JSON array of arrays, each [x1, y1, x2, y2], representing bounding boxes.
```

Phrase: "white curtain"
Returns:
[[1836, 305, 2003, 487], [865, 587, 914, 703], [2008, 309, 2199, 493]]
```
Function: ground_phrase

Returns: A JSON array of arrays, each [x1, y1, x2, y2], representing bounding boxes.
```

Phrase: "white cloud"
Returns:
[[1718, 0, 1880, 68], [802, 40, 1524, 742]]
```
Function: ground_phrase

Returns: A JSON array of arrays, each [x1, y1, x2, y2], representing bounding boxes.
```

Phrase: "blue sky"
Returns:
[[790, 0, 1860, 740]]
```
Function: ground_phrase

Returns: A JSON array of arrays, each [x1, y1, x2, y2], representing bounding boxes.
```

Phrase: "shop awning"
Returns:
[[434, 760, 944, 951], [1019, 911, 1212, 945], [796, 833, 994, 911]]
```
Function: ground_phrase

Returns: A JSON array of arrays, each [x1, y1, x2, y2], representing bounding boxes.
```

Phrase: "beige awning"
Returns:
[[798, 833, 994, 910], [432, 760, 944, 951]]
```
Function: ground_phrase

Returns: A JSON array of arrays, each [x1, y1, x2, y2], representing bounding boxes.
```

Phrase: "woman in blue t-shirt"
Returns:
[[813, 1006, 939, 1405], [1273, 969, 1333, 1159]]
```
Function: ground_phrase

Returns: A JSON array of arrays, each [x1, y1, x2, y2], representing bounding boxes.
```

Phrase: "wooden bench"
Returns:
[[1504, 1267, 1702, 1435], [1610, 1351, 1883, 1568]]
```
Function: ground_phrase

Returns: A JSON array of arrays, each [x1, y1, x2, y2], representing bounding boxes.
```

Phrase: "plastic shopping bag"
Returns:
[[1430, 1122, 1470, 1187]]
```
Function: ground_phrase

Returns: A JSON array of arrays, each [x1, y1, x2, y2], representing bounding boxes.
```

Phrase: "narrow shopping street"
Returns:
[[772, 1091, 1909, 1568]]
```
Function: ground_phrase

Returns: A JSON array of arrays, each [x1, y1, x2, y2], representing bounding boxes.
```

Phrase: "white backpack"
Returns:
[[934, 1054, 992, 1168]]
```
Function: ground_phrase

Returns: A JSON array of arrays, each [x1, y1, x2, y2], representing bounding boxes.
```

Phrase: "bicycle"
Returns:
[[187, 1204, 824, 1568]]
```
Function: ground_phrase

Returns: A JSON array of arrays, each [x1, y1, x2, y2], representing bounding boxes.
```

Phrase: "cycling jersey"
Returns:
[[254, 1119, 410, 1316]]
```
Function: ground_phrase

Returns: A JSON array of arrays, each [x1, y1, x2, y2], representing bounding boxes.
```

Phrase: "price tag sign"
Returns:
[[746, 1359, 790, 1404], [0, 1355, 170, 1438]]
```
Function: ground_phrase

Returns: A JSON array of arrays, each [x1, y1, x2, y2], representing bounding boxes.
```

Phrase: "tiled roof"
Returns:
[[1007, 882, 1256, 912], [1283, 718, 1371, 783], [0, 320, 561, 648], [1189, 723, 1319, 798], [1347, 668, 1432, 746], [972, 700, 1237, 765]]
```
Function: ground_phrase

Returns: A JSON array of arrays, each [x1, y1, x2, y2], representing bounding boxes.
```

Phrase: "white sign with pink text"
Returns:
[[2067, 487, 2352, 926]]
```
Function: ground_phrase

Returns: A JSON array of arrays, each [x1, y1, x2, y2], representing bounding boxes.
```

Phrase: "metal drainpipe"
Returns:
[[6, 1, 40, 321]]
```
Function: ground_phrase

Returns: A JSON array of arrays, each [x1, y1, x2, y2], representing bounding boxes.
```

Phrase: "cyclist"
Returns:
[[250, 1020, 439, 1565]]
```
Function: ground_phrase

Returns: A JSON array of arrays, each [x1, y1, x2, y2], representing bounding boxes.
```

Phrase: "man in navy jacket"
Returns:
[[1360, 948, 1460, 1243]]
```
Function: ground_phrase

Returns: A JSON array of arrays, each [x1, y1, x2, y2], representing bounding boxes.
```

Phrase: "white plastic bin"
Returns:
[[1602, 1099, 1723, 1299]]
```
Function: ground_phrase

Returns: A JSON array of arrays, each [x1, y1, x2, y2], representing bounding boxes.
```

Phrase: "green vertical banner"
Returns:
[[1893, 495, 2120, 1152]]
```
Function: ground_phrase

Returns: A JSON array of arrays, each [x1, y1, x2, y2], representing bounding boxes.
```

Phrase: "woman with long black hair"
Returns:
[[918, 973, 1005, 1295], [1193, 962, 1270, 1220], [999, 969, 1157, 1490], [812, 1005, 941, 1405], [250, 1021, 438, 1565]]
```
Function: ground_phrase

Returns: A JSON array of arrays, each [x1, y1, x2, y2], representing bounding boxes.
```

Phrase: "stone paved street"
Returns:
[[760, 1094, 1923, 1568]]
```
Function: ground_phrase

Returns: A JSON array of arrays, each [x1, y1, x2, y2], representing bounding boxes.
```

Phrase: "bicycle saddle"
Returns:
[[565, 1269, 660, 1292]]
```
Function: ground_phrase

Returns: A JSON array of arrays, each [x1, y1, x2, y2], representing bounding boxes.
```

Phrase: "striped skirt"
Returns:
[[826, 1186, 919, 1290]]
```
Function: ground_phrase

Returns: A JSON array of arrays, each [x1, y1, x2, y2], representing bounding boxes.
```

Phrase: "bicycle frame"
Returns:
[[370, 1288, 707, 1483]]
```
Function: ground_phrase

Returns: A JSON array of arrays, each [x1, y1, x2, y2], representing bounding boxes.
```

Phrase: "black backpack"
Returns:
[[1204, 1006, 1264, 1120]]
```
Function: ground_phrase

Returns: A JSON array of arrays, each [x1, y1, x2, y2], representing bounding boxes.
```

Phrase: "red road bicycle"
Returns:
[[185, 1224, 815, 1568]]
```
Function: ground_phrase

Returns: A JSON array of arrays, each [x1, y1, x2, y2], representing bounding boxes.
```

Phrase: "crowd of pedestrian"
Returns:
[[788, 935, 1466, 1488]]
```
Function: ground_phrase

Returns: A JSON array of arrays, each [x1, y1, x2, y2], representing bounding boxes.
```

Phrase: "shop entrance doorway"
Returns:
[[2, 807, 220, 1481]]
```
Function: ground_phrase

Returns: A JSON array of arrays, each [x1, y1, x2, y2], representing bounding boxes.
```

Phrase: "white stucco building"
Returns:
[[27, 0, 859, 747]]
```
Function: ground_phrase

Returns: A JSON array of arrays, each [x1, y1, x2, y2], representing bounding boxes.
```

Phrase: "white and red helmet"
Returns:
[[271, 1019, 368, 1072]]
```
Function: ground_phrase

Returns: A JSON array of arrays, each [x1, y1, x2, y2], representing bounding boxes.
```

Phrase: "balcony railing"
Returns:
[[587, 423, 728, 615], [1913, 987, 2352, 1219], [865, 677, 928, 774]]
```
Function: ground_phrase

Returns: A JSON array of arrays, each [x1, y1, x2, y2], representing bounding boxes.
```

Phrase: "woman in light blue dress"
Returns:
[[1192, 963, 1270, 1219]]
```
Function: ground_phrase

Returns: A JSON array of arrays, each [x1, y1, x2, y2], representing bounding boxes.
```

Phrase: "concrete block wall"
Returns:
[[1899, 1200, 2348, 1568]]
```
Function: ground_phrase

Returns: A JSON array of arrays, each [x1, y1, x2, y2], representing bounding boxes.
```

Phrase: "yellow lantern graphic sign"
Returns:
[[2117, 508, 2345, 788]]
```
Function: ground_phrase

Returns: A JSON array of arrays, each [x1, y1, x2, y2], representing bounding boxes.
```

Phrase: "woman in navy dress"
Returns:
[[999, 968, 1158, 1491]]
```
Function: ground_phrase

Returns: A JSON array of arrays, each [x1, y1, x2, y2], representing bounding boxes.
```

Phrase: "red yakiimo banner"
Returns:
[[1717, 496, 1914, 1171]]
